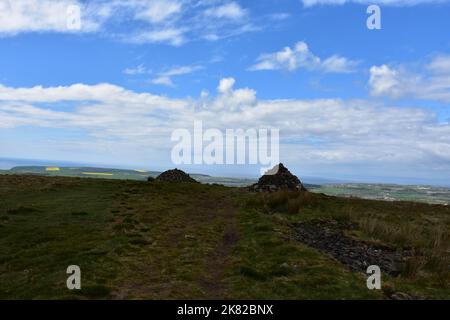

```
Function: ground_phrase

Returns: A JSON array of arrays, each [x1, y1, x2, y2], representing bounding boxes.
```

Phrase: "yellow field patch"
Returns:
[[46, 167, 60, 171], [134, 169, 148, 173], [82, 172, 114, 176]]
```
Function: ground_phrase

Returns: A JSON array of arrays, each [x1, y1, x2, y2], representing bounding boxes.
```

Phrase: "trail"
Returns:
[[198, 202, 240, 299], [109, 183, 241, 299]]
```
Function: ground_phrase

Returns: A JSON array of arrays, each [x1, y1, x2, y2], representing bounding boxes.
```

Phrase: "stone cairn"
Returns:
[[153, 169, 198, 183], [250, 163, 306, 192]]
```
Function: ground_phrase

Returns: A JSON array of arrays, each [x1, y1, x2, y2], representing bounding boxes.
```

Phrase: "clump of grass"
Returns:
[[239, 266, 267, 281], [128, 238, 150, 246], [7, 206, 40, 215], [332, 205, 355, 222], [270, 263, 294, 277], [264, 190, 317, 214], [402, 250, 427, 279], [266, 190, 292, 209], [358, 217, 450, 282], [287, 198, 302, 214], [422, 226, 450, 284], [244, 195, 263, 209], [71, 211, 88, 216], [358, 217, 420, 248]]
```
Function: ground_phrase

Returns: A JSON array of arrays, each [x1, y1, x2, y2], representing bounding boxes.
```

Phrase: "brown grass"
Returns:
[[264, 190, 317, 214]]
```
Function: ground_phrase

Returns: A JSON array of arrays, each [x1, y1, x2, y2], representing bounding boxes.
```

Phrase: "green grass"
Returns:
[[0, 175, 448, 299], [251, 189, 450, 299]]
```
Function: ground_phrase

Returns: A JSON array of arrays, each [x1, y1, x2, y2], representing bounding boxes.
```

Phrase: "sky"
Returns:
[[0, 0, 450, 184]]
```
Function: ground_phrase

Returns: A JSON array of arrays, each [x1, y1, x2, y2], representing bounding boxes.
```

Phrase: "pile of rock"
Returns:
[[250, 163, 306, 192], [293, 219, 404, 277], [154, 169, 198, 183]]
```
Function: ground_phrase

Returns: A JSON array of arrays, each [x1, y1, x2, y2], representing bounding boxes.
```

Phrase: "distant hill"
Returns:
[[3, 166, 257, 187]]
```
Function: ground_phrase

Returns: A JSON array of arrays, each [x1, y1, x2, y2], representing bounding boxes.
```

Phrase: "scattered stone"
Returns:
[[250, 163, 306, 192], [292, 219, 405, 276], [155, 169, 198, 183]]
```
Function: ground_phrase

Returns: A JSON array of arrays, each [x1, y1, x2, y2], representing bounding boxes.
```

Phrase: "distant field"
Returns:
[[2, 166, 256, 187], [5, 166, 156, 181], [311, 184, 450, 205], [0, 175, 448, 299]]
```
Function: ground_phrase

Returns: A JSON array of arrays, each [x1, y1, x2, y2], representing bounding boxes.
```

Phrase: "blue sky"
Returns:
[[0, 0, 450, 184]]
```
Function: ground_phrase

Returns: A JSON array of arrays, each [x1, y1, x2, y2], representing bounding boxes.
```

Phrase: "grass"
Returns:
[[254, 189, 450, 298], [226, 208, 380, 299], [0, 174, 449, 299]]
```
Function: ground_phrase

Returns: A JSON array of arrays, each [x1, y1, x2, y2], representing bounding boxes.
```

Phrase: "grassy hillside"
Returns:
[[0, 175, 448, 299], [4, 166, 256, 187]]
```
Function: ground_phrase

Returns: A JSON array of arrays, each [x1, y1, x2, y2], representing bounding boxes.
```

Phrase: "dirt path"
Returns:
[[109, 183, 241, 299], [198, 203, 240, 299]]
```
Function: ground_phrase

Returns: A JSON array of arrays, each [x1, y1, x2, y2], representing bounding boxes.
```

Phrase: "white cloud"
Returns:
[[218, 78, 236, 93], [427, 55, 450, 74], [128, 28, 187, 46], [0, 0, 256, 45], [123, 65, 150, 75], [204, 2, 246, 20], [369, 55, 450, 102], [268, 13, 291, 20], [152, 76, 174, 87], [249, 41, 358, 73], [1, 79, 450, 179], [302, 0, 450, 7], [0, 0, 104, 34], [134, 0, 182, 24], [151, 65, 203, 87], [322, 55, 359, 73], [369, 65, 404, 98]]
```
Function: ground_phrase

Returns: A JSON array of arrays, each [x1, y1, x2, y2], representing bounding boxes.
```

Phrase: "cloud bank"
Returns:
[[0, 0, 253, 46], [1, 79, 449, 179], [369, 55, 450, 102]]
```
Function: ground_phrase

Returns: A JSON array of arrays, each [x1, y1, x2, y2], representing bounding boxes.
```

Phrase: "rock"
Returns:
[[156, 168, 198, 183], [147, 176, 155, 182], [250, 163, 306, 192], [293, 219, 405, 277]]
